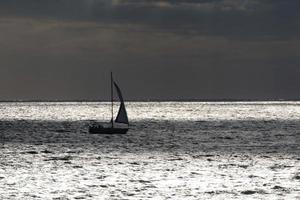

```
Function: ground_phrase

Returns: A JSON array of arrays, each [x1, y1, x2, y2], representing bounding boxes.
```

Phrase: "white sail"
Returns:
[[114, 82, 129, 125]]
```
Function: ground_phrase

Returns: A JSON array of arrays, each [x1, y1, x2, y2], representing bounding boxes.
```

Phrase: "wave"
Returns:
[[0, 119, 299, 155]]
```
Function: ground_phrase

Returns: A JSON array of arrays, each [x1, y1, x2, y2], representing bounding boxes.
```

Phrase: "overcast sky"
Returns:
[[0, 0, 299, 100]]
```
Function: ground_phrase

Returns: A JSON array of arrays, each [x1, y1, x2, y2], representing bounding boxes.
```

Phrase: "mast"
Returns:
[[111, 72, 114, 128]]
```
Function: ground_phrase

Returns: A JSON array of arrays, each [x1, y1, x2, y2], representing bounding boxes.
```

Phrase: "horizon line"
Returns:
[[0, 98, 299, 102]]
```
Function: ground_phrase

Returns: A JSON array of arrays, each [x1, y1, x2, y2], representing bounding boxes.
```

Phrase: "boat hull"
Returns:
[[89, 126, 128, 134]]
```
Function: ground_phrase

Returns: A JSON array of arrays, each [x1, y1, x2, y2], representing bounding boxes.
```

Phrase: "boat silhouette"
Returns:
[[89, 72, 129, 134]]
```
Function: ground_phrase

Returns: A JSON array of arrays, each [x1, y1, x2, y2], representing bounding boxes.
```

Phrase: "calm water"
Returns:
[[0, 102, 299, 199]]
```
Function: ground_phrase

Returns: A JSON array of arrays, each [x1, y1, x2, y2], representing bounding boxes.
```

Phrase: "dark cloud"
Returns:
[[0, 0, 299, 40], [0, 0, 299, 100]]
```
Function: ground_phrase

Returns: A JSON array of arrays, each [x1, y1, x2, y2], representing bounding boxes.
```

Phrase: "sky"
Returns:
[[0, 0, 299, 101]]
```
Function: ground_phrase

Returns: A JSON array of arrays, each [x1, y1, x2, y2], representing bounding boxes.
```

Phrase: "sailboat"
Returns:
[[89, 72, 129, 134]]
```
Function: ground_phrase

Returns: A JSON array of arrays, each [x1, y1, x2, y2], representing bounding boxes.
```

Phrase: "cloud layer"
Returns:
[[0, 0, 299, 100]]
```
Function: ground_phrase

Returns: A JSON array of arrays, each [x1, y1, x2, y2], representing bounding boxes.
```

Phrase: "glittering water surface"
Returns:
[[0, 102, 300, 199]]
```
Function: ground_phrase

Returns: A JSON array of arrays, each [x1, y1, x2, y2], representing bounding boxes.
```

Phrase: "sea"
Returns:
[[0, 102, 299, 199]]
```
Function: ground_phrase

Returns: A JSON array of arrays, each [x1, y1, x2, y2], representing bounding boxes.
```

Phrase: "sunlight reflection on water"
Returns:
[[0, 102, 299, 199]]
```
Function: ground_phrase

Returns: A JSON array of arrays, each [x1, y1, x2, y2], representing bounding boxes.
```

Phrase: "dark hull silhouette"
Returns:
[[89, 125, 128, 134]]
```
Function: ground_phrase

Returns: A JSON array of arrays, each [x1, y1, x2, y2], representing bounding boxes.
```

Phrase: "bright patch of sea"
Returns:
[[0, 102, 299, 199]]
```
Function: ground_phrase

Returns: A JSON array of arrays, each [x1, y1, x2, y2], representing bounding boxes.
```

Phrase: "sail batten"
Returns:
[[114, 82, 129, 125]]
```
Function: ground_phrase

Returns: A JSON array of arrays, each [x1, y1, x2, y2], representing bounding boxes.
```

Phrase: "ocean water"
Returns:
[[0, 102, 299, 199]]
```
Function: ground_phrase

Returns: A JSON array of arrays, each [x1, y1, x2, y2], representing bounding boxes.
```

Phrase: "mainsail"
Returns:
[[114, 82, 129, 125]]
